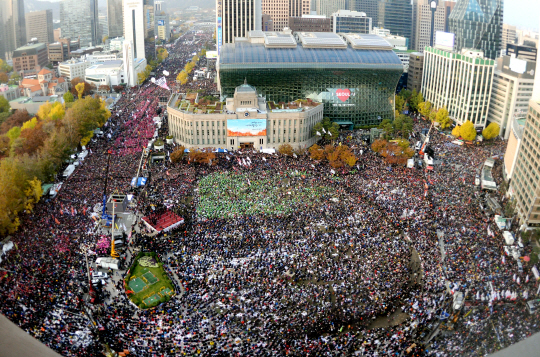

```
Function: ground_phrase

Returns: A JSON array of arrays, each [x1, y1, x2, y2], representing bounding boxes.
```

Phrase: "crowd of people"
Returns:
[[0, 28, 539, 357]]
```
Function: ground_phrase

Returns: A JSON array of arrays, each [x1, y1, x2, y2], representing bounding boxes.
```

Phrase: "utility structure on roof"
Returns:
[[218, 30, 404, 126]]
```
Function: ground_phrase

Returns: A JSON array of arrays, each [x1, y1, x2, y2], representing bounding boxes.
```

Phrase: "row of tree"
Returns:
[[372, 139, 415, 166], [176, 51, 205, 85], [0, 96, 110, 236], [308, 144, 357, 168]]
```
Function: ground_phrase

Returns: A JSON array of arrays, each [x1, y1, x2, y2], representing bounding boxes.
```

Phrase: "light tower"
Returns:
[[429, 0, 438, 47]]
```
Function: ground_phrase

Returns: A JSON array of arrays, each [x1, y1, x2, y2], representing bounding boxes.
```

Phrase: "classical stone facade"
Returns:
[[168, 83, 324, 151]]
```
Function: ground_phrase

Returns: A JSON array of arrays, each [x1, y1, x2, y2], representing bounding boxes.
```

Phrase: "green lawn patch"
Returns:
[[124, 252, 175, 309]]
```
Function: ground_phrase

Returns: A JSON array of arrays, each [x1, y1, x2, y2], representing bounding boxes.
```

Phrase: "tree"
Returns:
[[102, 35, 109, 43], [393, 115, 413, 138], [0, 72, 8, 83], [157, 47, 169, 61], [0, 59, 12, 73], [0, 135, 9, 159], [176, 70, 189, 85], [24, 177, 43, 212], [278, 143, 294, 156], [170, 146, 185, 163], [0, 96, 9, 113], [37, 101, 65, 121], [378, 119, 394, 137], [395, 95, 405, 113], [460, 120, 476, 141], [451, 125, 461, 138], [409, 89, 419, 112], [70, 77, 94, 97], [371, 139, 388, 154], [8, 72, 21, 85], [75, 82, 85, 99], [64, 96, 110, 139], [0, 110, 31, 134], [308, 144, 325, 160], [482, 122, 500, 140], [312, 117, 339, 141], [63, 91, 74, 103], [435, 107, 451, 129], [21, 117, 38, 130], [17, 122, 48, 156], [418, 101, 432, 119], [6, 126, 21, 143]]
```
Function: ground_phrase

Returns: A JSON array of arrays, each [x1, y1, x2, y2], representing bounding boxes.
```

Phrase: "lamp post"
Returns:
[[430, 0, 438, 47]]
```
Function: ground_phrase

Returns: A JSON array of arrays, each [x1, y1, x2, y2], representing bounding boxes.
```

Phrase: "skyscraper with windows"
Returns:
[[447, 0, 503, 60], [124, 0, 146, 59], [378, 0, 413, 47], [0, 0, 26, 60], [217, 0, 262, 45], [411, 0, 446, 52], [60, 0, 99, 46], [26, 10, 54, 45], [107, 0, 123, 39], [351, 0, 379, 27]]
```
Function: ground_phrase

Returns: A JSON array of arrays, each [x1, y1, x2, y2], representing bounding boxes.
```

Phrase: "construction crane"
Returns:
[[419, 122, 435, 157]]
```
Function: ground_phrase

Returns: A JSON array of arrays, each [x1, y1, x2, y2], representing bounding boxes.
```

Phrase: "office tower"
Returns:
[[316, 0, 346, 17], [289, 15, 331, 32], [261, 0, 309, 31], [0, 0, 26, 60], [262, 14, 274, 31], [60, 0, 100, 47], [144, 2, 155, 38], [123, 40, 136, 86], [124, 0, 146, 59], [107, 0, 123, 39], [507, 44, 537, 62], [351, 0, 378, 27], [218, 0, 262, 45], [155, 14, 170, 41], [99, 13, 109, 38], [501, 23, 516, 53], [154, 0, 166, 13], [422, 47, 494, 127], [408, 52, 424, 92], [487, 56, 535, 139], [412, 0, 445, 52], [447, 0, 503, 60], [332, 10, 371, 34], [443, 0, 455, 32], [26, 10, 54, 45], [508, 21, 540, 226], [378, 0, 413, 47]]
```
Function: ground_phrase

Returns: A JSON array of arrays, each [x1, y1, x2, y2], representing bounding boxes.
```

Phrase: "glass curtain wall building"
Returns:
[[378, 0, 413, 47], [107, 0, 123, 39], [0, 0, 26, 60], [218, 31, 403, 126], [60, 0, 99, 46], [448, 0, 503, 60]]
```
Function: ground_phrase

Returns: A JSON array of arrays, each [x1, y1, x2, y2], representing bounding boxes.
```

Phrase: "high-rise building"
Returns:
[[332, 10, 372, 34], [144, 2, 155, 38], [443, 0, 456, 32], [26, 10, 54, 45], [408, 52, 424, 92], [501, 23, 516, 54], [508, 34, 540, 226], [289, 15, 331, 33], [60, 0, 100, 47], [422, 46, 494, 127], [13, 42, 49, 76], [487, 56, 535, 139], [124, 0, 146, 59], [99, 13, 109, 38], [447, 0, 503, 60], [351, 0, 379, 27], [217, 0, 262, 46], [507, 44, 537, 62], [261, 0, 309, 31], [154, 0, 166, 13], [0, 0, 26, 60], [411, 0, 446, 52], [316, 0, 346, 17], [378, 0, 413, 47], [107, 0, 123, 39], [155, 14, 170, 41]]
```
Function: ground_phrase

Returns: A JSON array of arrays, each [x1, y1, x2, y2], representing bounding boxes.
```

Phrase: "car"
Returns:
[[518, 260, 524, 273], [453, 291, 464, 310], [91, 278, 106, 286], [92, 272, 108, 279]]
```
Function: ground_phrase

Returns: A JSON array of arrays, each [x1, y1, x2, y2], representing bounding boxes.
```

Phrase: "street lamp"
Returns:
[[430, 0, 438, 47]]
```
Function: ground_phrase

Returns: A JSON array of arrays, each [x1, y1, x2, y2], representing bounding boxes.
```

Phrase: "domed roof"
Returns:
[[235, 79, 256, 93]]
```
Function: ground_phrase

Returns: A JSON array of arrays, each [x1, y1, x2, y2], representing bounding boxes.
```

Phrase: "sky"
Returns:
[[45, 0, 540, 31]]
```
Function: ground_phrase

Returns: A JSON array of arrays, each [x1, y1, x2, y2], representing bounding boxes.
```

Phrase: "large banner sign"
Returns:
[[227, 119, 267, 136]]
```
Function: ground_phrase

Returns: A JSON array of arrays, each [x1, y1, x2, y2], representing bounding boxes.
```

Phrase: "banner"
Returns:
[[227, 119, 266, 136]]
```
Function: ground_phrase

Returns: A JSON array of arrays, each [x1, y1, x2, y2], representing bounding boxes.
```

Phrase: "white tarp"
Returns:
[[261, 148, 276, 154], [63, 164, 76, 178], [2, 241, 14, 254], [503, 231, 514, 245]]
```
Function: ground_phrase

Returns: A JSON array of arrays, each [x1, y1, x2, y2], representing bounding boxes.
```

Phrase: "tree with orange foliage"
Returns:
[[308, 144, 325, 161], [371, 139, 388, 155], [170, 146, 185, 163], [278, 143, 294, 156], [188, 149, 216, 165], [16, 121, 48, 156]]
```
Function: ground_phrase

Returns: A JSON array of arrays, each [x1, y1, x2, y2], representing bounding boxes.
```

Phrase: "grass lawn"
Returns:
[[125, 252, 175, 309]]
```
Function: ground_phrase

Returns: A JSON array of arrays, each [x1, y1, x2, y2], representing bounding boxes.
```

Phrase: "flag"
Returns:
[[71, 207, 75, 216], [155, 77, 170, 90], [322, 128, 326, 133], [329, 131, 332, 136], [54, 217, 60, 225], [316, 131, 321, 136], [163, 70, 170, 76]]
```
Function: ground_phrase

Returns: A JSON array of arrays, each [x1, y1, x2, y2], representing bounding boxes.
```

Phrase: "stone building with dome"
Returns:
[[167, 82, 324, 151], [18, 68, 67, 98]]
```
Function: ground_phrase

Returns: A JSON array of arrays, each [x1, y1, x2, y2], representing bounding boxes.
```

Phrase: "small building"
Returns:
[[0, 84, 21, 102], [47, 38, 81, 65], [58, 58, 88, 81], [19, 68, 68, 98], [332, 10, 372, 34], [288, 15, 331, 33], [13, 42, 49, 76], [167, 82, 324, 151], [9, 95, 63, 114], [408, 52, 424, 93]]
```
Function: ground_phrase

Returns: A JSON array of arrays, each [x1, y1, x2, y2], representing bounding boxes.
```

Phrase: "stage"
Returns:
[[141, 210, 184, 233]]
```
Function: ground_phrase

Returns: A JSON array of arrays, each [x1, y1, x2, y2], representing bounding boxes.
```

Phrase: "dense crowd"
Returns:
[[1, 30, 539, 357]]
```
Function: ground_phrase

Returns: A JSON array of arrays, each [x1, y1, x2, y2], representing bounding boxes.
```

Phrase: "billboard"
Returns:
[[435, 31, 455, 51], [227, 119, 267, 136], [158, 20, 165, 26]]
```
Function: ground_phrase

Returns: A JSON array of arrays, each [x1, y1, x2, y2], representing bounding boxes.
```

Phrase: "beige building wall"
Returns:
[[316, 0, 346, 17], [262, 0, 310, 31], [503, 125, 520, 180], [412, 0, 445, 52], [26, 10, 54, 44], [502, 23, 516, 53]]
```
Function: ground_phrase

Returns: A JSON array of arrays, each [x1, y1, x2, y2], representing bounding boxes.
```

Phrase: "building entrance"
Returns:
[[240, 142, 254, 149]]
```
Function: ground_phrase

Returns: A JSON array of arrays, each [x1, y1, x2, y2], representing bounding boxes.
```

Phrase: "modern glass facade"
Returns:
[[448, 0, 503, 60], [0, 0, 26, 60], [378, 0, 413, 47], [60, 0, 99, 46], [219, 41, 403, 126]]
